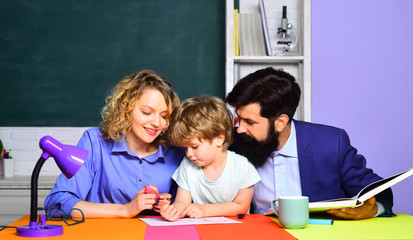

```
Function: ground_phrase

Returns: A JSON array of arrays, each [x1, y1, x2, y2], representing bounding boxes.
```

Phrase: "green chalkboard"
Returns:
[[0, 0, 225, 126]]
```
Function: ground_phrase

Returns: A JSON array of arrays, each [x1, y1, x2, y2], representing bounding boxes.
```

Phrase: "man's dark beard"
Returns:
[[238, 124, 279, 168]]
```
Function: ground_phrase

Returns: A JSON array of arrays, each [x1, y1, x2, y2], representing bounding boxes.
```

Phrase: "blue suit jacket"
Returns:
[[230, 120, 393, 215]]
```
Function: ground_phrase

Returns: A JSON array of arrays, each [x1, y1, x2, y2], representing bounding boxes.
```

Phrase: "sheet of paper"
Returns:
[[139, 216, 241, 226]]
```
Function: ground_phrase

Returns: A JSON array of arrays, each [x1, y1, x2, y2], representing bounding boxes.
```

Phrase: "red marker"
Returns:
[[144, 186, 167, 207], [144, 186, 160, 200]]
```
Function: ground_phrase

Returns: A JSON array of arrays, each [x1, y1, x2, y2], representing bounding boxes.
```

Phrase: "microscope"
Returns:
[[277, 6, 298, 55]]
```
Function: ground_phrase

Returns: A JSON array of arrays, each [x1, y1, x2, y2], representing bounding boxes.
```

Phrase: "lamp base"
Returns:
[[16, 223, 63, 237]]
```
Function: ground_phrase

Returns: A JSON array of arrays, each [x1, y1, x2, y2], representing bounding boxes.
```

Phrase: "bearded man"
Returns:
[[226, 67, 393, 220]]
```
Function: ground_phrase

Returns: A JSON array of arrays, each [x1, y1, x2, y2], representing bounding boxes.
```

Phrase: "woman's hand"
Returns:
[[123, 187, 157, 218], [153, 192, 172, 213]]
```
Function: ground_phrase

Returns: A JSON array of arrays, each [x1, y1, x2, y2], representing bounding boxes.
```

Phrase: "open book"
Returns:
[[309, 168, 413, 212]]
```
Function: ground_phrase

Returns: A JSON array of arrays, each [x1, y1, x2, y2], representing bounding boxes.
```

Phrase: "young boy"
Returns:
[[160, 95, 261, 221]]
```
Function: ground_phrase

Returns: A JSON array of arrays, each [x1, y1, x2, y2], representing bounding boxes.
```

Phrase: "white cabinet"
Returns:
[[0, 176, 56, 226], [225, 0, 311, 121], [0, 189, 51, 226], [0, 189, 50, 215]]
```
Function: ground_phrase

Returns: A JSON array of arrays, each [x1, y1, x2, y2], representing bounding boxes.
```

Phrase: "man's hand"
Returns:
[[327, 196, 378, 220]]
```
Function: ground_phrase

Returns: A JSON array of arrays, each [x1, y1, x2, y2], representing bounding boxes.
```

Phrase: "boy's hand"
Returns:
[[182, 204, 206, 219], [160, 204, 182, 222]]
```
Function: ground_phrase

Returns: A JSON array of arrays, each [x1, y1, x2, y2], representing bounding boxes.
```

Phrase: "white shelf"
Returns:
[[225, 0, 311, 121], [234, 55, 304, 63]]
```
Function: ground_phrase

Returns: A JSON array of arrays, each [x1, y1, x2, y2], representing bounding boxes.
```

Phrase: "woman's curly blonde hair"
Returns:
[[99, 70, 180, 151]]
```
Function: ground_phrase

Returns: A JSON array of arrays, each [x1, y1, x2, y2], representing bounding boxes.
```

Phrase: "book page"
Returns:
[[357, 168, 413, 202], [309, 198, 359, 212], [309, 168, 413, 212], [139, 216, 241, 226]]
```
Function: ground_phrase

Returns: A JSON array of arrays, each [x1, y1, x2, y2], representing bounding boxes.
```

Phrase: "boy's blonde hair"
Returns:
[[100, 70, 180, 151], [169, 95, 233, 149]]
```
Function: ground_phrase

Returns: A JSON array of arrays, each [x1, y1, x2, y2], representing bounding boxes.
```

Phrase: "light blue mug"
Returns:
[[271, 196, 309, 229]]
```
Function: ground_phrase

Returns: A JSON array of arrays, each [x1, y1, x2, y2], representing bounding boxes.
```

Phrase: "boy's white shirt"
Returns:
[[172, 150, 261, 205]]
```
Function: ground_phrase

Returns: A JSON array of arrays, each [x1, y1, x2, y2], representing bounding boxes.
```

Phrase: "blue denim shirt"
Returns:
[[44, 127, 184, 215]]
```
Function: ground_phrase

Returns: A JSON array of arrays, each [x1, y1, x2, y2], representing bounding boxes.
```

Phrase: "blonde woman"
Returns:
[[45, 70, 184, 218]]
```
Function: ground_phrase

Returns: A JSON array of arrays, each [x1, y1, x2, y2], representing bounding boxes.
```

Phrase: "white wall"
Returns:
[[0, 127, 89, 176]]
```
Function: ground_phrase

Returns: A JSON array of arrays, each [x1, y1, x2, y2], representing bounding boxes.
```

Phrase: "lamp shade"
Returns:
[[39, 136, 87, 178]]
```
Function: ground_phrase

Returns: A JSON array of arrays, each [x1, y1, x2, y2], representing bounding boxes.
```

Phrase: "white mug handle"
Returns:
[[271, 199, 279, 216]]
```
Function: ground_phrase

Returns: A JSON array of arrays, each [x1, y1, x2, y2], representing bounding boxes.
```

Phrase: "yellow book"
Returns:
[[234, 9, 239, 56]]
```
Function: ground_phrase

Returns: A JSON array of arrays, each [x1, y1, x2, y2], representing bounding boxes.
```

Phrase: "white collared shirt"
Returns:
[[252, 121, 302, 214]]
